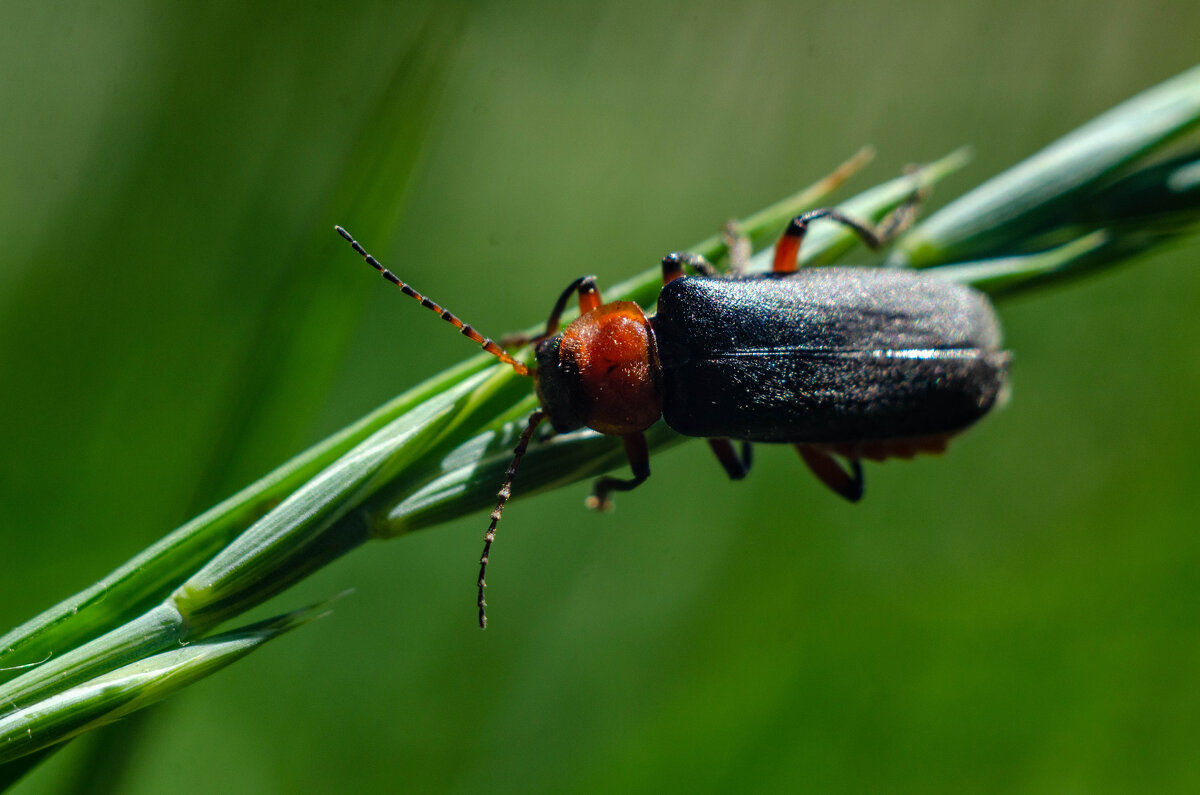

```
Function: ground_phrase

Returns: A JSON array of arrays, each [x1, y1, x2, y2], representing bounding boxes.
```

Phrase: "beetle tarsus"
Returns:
[[585, 475, 643, 512], [875, 175, 927, 242]]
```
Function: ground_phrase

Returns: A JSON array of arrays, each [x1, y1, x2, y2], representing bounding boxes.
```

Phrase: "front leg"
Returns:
[[585, 433, 650, 510], [501, 275, 603, 349]]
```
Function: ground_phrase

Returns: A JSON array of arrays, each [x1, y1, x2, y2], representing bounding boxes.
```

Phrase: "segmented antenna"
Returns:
[[334, 226, 532, 376], [478, 409, 546, 629]]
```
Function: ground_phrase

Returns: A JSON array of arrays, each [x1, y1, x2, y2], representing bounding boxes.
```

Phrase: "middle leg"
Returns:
[[708, 438, 753, 480]]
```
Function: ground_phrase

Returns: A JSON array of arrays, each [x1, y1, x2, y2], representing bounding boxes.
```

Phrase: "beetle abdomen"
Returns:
[[653, 269, 1010, 443]]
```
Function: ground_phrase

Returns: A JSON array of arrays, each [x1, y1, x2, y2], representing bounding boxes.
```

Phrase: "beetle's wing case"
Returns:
[[652, 268, 1010, 443]]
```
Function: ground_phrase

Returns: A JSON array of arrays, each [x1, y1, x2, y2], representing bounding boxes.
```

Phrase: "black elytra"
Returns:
[[654, 269, 1008, 443]]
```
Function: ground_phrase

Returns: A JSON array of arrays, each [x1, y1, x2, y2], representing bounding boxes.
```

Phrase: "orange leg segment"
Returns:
[[772, 209, 883, 274]]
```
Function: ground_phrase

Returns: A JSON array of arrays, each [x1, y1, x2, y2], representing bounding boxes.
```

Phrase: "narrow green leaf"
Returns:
[[0, 601, 327, 765], [893, 65, 1200, 266], [925, 231, 1111, 293], [1079, 151, 1200, 227], [0, 607, 186, 714]]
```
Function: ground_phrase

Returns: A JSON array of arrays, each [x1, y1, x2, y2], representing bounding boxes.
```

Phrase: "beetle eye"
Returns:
[[534, 336, 587, 432]]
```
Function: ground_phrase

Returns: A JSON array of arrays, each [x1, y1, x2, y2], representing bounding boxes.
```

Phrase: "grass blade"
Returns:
[[0, 600, 329, 764], [893, 65, 1200, 266]]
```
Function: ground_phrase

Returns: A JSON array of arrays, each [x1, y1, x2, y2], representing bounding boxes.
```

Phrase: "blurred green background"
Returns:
[[3, 1, 1199, 792]]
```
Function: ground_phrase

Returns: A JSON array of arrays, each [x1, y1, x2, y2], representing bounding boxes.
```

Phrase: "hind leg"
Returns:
[[796, 445, 863, 502]]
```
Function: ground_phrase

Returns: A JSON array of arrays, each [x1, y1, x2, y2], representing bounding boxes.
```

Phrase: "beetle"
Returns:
[[336, 203, 1010, 627]]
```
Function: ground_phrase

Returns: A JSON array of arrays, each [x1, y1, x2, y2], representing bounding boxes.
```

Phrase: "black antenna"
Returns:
[[478, 409, 546, 629], [335, 226, 532, 376]]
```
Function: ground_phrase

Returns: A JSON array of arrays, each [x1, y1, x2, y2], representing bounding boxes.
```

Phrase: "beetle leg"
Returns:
[[874, 173, 926, 242], [795, 445, 864, 502], [772, 209, 882, 273], [585, 433, 650, 510], [500, 275, 603, 348], [771, 188, 924, 274], [661, 252, 718, 285], [708, 438, 753, 480], [721, 221, 753, 277]]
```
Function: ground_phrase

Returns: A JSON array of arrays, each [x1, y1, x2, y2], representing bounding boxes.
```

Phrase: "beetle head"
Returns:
[[534, 301, 663, 436]]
